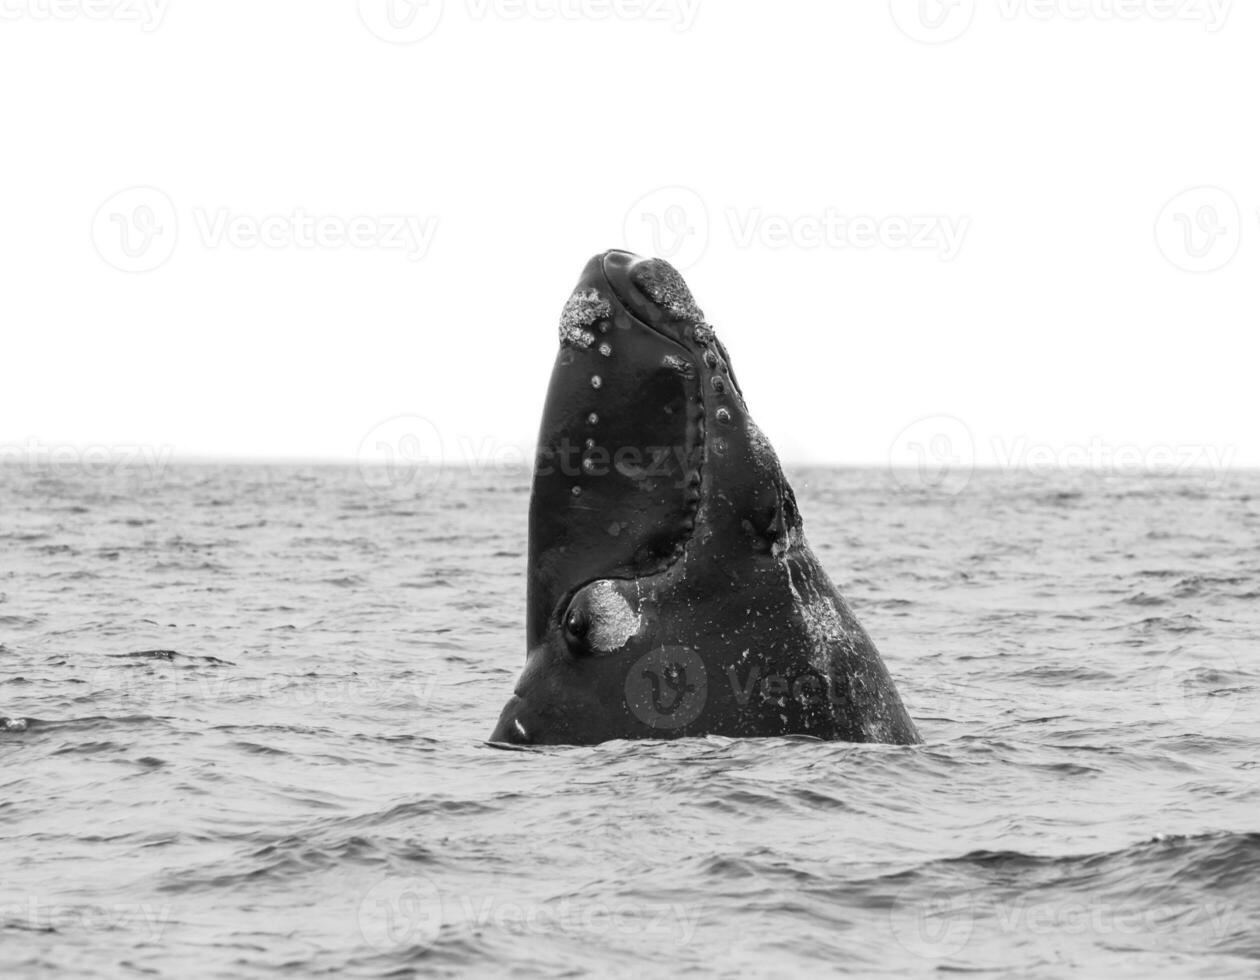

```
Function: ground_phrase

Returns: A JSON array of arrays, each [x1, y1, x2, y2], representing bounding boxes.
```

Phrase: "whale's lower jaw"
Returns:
[[492, 250, 921, 747]]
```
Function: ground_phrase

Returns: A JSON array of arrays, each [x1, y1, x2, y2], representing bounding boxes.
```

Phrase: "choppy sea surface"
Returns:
[[1, 462, 1257, 978]]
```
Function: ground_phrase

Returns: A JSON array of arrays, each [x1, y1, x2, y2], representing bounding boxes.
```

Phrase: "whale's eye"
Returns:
[[564, 606, 589, 651]]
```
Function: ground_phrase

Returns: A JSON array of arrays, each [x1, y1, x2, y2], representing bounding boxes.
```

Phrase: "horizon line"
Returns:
[[0, 455, 1255, 474]]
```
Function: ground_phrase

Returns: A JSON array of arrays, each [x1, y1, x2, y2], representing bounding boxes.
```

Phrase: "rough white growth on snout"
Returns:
[[587, 580, 642, 652], [559, 288, 610, 349], [632, 259, 706, 323]]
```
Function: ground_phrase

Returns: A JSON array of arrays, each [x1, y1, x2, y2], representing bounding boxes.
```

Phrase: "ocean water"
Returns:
[[1, 462, 1257, 978]]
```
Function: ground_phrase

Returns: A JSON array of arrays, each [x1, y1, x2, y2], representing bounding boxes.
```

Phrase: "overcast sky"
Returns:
[[2, 0, 1255, 475]]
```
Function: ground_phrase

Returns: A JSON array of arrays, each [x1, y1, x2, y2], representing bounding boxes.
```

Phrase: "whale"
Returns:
[[489, 250, 920, 746]]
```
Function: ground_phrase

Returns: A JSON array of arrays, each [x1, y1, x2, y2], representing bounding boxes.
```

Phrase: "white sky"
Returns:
[[1, 0, 1256, 473]]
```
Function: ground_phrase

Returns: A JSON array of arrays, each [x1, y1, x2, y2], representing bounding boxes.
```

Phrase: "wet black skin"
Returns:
[[489, 250, 921, 746]]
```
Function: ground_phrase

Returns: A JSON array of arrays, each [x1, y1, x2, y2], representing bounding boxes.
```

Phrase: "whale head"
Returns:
[[489, 250, 920, 747]]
